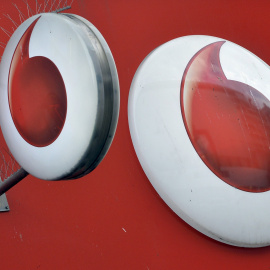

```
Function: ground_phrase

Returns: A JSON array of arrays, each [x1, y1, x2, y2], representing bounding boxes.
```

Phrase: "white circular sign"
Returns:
[[128, 35, 270, 247], [0, 13, 119, 180]]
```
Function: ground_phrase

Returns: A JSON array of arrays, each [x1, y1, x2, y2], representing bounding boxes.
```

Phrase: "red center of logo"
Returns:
[[181, 41, 270, 192], [8, 18, 67, 147]]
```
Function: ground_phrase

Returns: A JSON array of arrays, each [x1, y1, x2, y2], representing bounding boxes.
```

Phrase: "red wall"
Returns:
[[1, 0, 270, 269]]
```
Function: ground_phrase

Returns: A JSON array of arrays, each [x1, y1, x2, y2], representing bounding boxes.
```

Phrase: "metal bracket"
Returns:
[[0, 194, 9, 212]]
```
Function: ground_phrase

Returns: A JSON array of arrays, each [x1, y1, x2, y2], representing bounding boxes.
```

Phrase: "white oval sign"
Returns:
[[128, 35, 270, 247], [0, 13, 120, 180]]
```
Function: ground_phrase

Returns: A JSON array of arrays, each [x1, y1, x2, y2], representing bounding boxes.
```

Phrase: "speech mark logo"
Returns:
[[181, 41, 270, 192], [128, 35, 270, 247], [8, 16, 67, 147], [0, 12, 120, 181]]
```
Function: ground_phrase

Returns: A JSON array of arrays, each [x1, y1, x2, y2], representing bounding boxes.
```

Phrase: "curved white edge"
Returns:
[[67, 14, 120, 174]]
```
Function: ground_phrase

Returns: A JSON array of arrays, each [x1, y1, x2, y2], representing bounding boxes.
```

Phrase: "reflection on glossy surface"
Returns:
[[181, 41, 270, 192], [8, 17, 67, 147]]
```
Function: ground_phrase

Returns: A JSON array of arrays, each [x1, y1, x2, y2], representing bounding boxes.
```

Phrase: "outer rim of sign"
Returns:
[[128, 35, 270, 248], [61, 14, 120, 179]]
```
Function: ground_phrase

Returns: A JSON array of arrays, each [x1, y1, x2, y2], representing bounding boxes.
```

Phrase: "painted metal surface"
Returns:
[[1, 0, 270, 269], [0, 168, 28, 197], [0, 193, 9, 212]]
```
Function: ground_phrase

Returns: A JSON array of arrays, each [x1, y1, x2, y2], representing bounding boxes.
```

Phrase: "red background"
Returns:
[[0, 0, 270, 269]]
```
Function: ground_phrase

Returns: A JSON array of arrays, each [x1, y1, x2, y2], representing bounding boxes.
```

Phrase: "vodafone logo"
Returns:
[[128, 36, 270, 247], [0, 13, 120, 180]]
